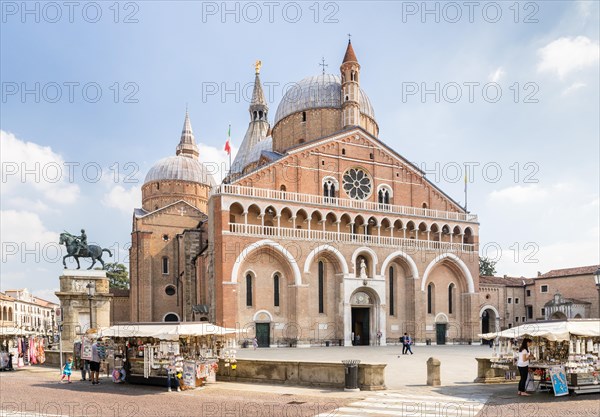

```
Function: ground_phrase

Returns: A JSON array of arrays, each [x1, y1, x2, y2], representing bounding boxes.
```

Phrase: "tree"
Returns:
[[479, 257, 497, 276], [105, 263, 130, 289]]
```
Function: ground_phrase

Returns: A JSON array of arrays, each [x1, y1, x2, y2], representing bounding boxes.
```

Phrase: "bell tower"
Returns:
[[340, 38, 361, 128]]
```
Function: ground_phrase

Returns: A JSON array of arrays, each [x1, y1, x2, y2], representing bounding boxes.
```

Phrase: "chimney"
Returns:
[[537, 271, 541, 277]]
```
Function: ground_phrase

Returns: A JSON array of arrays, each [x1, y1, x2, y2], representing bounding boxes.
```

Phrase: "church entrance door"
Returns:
[[351, 307, 370, 346], [256, 323, 270, 347], [436, 323, 447, 345]]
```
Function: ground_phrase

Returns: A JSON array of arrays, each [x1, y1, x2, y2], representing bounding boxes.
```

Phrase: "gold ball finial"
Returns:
[[255, 60, 262, 74]]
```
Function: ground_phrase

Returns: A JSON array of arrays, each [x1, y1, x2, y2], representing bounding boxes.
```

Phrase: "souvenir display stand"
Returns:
[[480, 320, 600, 395], [99, 323, 237, 390]]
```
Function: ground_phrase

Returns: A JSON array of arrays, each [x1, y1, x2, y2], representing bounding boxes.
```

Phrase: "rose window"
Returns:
[[343, 168, 372, 200]]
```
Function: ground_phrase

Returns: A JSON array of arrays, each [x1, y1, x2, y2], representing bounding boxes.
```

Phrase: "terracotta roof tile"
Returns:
[[479, 276, 533, 286], [537, 265, 600, 279]]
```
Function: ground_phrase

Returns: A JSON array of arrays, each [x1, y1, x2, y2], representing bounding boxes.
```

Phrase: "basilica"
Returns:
[[128, 40, 483, 346]]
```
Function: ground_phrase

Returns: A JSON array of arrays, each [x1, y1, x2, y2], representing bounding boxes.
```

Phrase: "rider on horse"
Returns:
[[75, 229, 88, 256]]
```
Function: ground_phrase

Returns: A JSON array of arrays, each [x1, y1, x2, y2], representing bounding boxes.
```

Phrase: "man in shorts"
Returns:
[[90, 339, 101, 385]]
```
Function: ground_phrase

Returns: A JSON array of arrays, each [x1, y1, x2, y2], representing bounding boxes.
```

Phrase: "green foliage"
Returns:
[[479, 257, 497, 276], [104, 262, 130, 289]]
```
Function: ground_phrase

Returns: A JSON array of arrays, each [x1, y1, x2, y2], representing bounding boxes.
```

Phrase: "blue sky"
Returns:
[[1, 1, 599, 302]]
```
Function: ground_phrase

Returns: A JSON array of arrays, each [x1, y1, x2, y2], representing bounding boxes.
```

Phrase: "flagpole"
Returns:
[[464, 166, 468, 212], [228, 124, 232, 175]]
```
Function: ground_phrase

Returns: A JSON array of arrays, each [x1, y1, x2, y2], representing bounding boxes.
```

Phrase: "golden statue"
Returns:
[[255, 60, 262, 74]]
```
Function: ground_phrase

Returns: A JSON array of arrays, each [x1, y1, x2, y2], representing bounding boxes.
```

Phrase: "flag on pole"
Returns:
[[224, 124, 232, 155]]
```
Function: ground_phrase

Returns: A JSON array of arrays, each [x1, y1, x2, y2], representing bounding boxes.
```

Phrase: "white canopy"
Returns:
[[479, 320, 600, 342], [0, 327, 36, 337], [99, 322, 238, 341]]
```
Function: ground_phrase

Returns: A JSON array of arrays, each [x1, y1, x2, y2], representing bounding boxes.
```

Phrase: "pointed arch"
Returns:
[[231, 239, 302, 285], [420, 253, 475, 293], [303, 244, 349, 275], [351, 246, 379, 276], [380, 250, 419, 279]]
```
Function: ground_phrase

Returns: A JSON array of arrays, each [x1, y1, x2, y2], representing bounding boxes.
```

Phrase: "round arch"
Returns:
[[351, 246, 379, 275], [303, 245, 349, 275], [380, 250, 419, 279], [420, 253, 475, 293], [435, 313, 449, 323], [252, 310, 274, 322], [479, 305, 500, 318], [163, 312, 180, 322], [230, 239, 302, 285]]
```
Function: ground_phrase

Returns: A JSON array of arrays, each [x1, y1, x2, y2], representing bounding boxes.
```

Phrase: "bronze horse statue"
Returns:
[[59, 232, 112, 270]]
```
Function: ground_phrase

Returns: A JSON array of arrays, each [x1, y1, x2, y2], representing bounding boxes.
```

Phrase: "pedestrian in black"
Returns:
[[401, 333, 413, 354]]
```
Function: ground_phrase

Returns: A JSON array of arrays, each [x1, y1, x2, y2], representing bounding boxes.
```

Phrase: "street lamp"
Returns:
[[86, 282, 95, 331], [594, 268, 600, 318]]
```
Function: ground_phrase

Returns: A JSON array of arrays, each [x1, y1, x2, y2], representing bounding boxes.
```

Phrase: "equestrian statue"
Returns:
[[59, 229, 112, 270]]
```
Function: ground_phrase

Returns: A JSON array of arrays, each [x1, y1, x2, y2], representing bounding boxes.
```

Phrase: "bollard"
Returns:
[[427, 357, 441, 386]]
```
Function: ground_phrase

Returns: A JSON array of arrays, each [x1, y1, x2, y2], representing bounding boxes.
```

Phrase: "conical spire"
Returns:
[[342, 39, 358, 63], [176, 109, 199, 158], [249, 60, 268, 121], [231, 62, 271, 175]]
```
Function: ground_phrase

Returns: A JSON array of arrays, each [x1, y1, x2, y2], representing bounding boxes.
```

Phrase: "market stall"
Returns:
[[480, 320, 600, 395], [98, 322, 237, 390], [1, 327, 46, 369]]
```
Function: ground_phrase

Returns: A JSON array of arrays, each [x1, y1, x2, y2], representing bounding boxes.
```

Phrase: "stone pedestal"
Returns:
[[427, 357, 441, 386], [55, 270, 112, 345]]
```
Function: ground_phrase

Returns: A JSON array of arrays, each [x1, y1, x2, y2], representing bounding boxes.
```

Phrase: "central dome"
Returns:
[[144, 155, 216, 187], [273, 74, 375, 126]]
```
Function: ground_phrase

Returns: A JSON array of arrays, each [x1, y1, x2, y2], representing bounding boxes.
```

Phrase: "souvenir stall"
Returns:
[[99, 323, 237, 390], [0, 328, 46, 368], [480, 320, 600, 395]]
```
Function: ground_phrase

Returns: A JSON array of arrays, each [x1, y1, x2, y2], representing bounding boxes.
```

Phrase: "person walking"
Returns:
[[517, 338, 534, 396], [60, 356, 73, 383], [90, 339, 101, 385], [400, 333, 414, 355], [252, 337, 258, 350]]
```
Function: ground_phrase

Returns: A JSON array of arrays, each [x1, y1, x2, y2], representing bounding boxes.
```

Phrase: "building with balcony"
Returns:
[[2, 289, 58, 336], [129, 40, 482, 346]]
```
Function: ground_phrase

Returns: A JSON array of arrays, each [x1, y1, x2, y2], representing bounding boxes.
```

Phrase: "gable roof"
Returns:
[[537, 265, 600, 279], [479, 276, 534, 287], [134, 200, 206, 220], [231, 126, 468, 214]]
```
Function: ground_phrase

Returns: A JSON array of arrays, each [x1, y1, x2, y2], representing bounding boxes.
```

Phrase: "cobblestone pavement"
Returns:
[[0, 367, 351, 417], [2, 364, 599, 417]]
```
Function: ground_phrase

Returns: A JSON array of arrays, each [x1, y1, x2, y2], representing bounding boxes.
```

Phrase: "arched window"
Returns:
[[246, 274, 253, 307], [302, 111, 306, 122], [273, 274, 280, 307], [427, 283, 434, 314], [389, 267, 395, 316], [318, 261, 325, 314], [323, 178, 337, 202], [2, 306, 6, 321], [448, 283, 454, 314], [164, 313, 179, 322]]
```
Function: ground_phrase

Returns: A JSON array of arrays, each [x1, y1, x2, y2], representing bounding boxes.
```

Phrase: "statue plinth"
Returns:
[[55, 270, 112, 346]]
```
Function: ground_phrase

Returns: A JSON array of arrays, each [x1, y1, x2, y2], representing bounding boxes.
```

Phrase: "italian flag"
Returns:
[[224, 124, 232, 155]]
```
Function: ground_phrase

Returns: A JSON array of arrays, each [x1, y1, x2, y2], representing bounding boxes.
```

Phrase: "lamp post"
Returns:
[[86, 282, 95, 331], [594, 268, 600, 318]]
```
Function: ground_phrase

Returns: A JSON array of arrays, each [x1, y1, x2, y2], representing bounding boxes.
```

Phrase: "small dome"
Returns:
[[273, 74, 375, 125], [144, 155, 216, 186]]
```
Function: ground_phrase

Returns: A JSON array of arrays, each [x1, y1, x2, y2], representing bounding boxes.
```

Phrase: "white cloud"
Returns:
[[102, 185, 142, 214], [198, 143, 238, 183], [1, 130, 80, 207], [488, 67, 505, 83], [562, 82, 587, 96], [0, 210, 58, 245], [537, 36, 600, 79]]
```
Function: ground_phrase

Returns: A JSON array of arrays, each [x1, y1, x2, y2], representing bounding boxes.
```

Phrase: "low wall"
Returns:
[[217, 359, 386, 390], [43, 350, 73, 367]]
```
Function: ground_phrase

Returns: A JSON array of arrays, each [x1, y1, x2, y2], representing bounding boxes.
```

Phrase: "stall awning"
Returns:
[[479, 320, 600, 341], [99, 322, 238, 341]]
